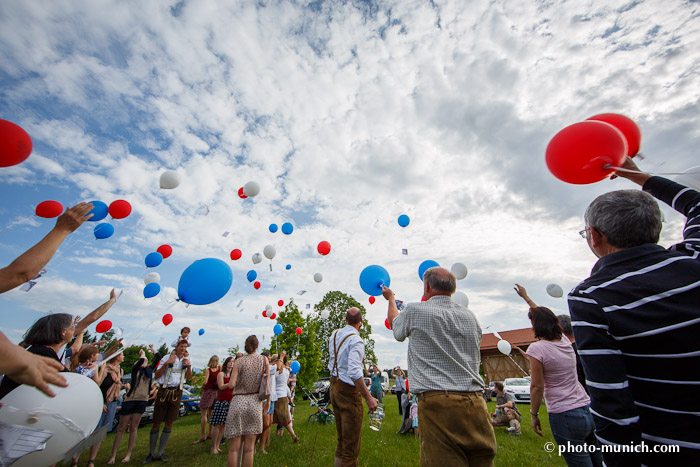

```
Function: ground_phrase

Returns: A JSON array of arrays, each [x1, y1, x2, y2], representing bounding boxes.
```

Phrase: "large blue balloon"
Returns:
[[198, 328, 205, 336], [178, 258, 233, 305], [273, 324, 283, 335], [143, 282, 161, 298], [281, 222, 294, 235], [290, 361, 301, 374], [269, 223, 278, 233], [246, 270, 257, 282], [145, 252, 163, 268], [418, 260, 440, 280], [94, 222, 114, 239], [359, 265, 391, 296], [398, 214, 410, 227], [86, 200, 108, 222], [285, 264, 291, 270]]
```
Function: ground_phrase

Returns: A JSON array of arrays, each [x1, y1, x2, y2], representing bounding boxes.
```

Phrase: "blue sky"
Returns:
[[1, 0, 699, 369]]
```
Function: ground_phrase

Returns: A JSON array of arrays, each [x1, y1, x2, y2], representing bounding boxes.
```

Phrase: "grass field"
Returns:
[[68, 395, 566, 466]]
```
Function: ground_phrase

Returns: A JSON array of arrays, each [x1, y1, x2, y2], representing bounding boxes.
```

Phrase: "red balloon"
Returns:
[[262, 310, 268, 317], [546, 121, 627, 185], [162, 313, 173, 326], [270, 313, 276, 320], [278, 300, 284, 307], [35, 200, 63, 218], [295, 327, 302, 335], [238, 187, 248, 199], [109, 199, 132, 219], [369, 296, 376, 304], [406, 379, 409, 392], [0, 119, 33, 167], [317, 241, 331, 256], [157, 244, 173, 259], [587, 113, 641, 157], [95, 320, 112, 333], [254, 281, 261, 290], [385, 318, 391, 330], [230, 249, 242, 260]]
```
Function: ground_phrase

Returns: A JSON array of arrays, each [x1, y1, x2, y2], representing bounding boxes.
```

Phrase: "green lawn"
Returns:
[[68, 395, 565, 466]]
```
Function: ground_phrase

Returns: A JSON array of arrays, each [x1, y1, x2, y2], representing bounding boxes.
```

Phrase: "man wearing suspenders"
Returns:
[[328, 307, 378, 467]]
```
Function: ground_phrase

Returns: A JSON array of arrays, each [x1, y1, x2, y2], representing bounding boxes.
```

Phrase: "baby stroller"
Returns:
[[302, 386, 335, 424]]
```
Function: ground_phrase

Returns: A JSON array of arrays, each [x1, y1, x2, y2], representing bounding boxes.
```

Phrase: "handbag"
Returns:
[[258, 358, 271, 400]]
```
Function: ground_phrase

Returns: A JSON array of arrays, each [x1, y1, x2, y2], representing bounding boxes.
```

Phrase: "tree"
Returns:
[[269, 300, 322, 389], [314, 291, 376, 372], [227, 345, 240, 357]]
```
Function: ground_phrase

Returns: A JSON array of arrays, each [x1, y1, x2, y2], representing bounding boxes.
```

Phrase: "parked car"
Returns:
[[303, 378, 330, 400], [503, 377, 531, 403]]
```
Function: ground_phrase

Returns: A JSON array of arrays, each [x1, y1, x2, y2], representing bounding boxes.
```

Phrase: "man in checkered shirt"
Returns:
[[383, 267, 497, 466]]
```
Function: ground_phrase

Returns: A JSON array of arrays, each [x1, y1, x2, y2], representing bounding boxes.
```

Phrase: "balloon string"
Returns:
[[507, 355, 529, 377], [605, 165, 700, 176], [1, 404, 93, 437]]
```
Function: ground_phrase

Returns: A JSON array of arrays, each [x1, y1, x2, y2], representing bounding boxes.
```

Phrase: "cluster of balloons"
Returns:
[[546, 113, 641, 184], [268, 222, 294, 234], [0, 119, 32, 167], [36, 199, 133, 240], [177, 258, 233, 306]]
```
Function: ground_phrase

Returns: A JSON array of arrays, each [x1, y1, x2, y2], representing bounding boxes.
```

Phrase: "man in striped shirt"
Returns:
[[569, 157, 700, 465]]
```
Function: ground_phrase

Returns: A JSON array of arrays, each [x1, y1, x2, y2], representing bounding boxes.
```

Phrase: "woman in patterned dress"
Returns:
[[223, 336, 269, 467], [209, 356, 234, 454], [195, 355, 220, 444]]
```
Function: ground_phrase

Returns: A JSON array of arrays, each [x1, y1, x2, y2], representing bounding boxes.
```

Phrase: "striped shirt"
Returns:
[[392, 295, 484, 393], [569, 176, 700, 465]]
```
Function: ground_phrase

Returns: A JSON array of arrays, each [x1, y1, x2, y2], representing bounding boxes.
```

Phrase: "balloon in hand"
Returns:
[[497, 339, 512, 355], [359, 265, 391, 296], [587, 113, 641, 157]]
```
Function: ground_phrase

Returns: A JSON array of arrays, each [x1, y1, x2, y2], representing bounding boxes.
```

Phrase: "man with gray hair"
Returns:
[[569, 157, 700, 465], [383, 267, 496, 466]]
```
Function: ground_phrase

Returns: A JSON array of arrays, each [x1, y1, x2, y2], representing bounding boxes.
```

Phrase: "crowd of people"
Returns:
[[1, 158, 698, 467]]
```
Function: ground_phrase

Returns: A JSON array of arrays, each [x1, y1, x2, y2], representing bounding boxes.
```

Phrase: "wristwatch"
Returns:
[[530, 411, 538, 417]]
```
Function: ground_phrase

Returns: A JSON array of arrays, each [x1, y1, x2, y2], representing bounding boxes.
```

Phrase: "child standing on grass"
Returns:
[[410, 394, 419, 438], [171, 327, 192, 347]]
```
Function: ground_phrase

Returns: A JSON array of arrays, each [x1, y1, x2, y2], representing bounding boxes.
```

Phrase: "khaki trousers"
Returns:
[[330, 376, 363, 467]]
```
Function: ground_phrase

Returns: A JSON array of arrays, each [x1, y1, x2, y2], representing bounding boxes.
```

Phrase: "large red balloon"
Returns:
[[317, 241, 331, 256], [230, 249, 242, 260], [95, 320, 112, 333], [278, 300, 284, 307], [587, 113, 641, 157], [157, 244, 173, 259], [262, 310, 268, 318], [385, 318, 391, 330], [546, 121, 627, 185], [254, 281, 261, 290], [295, 327, 302, 335], [238, 187, 247, 199], [369, 296, 375, 304], [35, 200, 63, 218], [162, 313, 173, 326], [109, 200, 132, 219], [270, 313, 277, 320], [0, 119, 32, 167]]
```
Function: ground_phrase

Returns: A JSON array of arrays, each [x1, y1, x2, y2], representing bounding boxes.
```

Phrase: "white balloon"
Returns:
[[159, 170, 181, 189], [451, 262, 468, 280], [243, 181, 260, 197], [497, 339, 512, 356], [0, 373, 103, 467], [252, 253, 262, 264], [265, 304, 273, 312], [452, 290, 469, 307], [546, 283, 564, 298], [263, 245, 276, 260], [675, 165, 700, 191], [144, 272, 160, 285], [313, 273, 323, 283], [320, 310, 330, 319]]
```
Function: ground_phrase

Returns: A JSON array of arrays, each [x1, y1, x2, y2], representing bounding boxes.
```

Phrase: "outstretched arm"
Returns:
[[0, 203, 93, 294], [0, 332, 67, 397], [514, 284, 537, 308], [75, 289, 118, 334]]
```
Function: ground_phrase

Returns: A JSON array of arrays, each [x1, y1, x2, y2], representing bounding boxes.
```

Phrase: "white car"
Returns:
[[503, 377, 531, 403]]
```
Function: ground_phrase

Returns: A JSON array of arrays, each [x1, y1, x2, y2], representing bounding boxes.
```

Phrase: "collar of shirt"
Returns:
[[590, 243, 666, 275]]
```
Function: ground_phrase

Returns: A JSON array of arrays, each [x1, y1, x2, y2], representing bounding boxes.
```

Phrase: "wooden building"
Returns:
[[481, 328, 537, 383]]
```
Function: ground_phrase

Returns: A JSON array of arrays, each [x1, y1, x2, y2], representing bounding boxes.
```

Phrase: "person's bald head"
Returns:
[[423, 267, 456, 297], [345, 307, 362, 326]]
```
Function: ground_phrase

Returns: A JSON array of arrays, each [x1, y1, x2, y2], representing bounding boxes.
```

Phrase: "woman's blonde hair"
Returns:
[[207, 355, 219, 369]]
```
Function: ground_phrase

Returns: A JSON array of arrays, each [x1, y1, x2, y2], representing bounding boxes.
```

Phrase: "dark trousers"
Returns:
[[396, 390, 403, 415]]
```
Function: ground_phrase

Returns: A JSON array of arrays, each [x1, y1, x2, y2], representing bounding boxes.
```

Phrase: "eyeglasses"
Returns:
[[578, 229, 587, 239]]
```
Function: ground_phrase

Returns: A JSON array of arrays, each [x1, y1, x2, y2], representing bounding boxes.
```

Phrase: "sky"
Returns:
[[1, 0, 699, 371]]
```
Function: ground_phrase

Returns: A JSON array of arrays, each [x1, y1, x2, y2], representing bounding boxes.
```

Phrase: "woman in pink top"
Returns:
[[516, 284, 602, 467]]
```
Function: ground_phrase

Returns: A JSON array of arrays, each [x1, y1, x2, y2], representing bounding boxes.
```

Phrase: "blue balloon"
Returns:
[[145, 252, 163, 268], [143, 282, 161, 299], [398, 214, 410, 227], [285, 264, 291, 270], [86, 200, 108, 222], [198, 328, 205, 336], [418, 259, 440, 280], [94, 222, 114, 239], [273, 324, 283, 335], [290, 361, 301, 374], [246, 270, 257, 282], [359, 265, 391, 296], [177, 258, 233, 305], [281, 222, 294, 235], [269, 223, 278, 233]]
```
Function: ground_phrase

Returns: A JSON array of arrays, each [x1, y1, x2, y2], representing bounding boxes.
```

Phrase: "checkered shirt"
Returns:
[[392, 295, 485, 393]]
